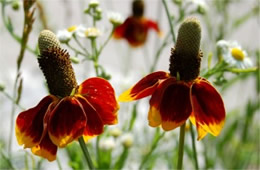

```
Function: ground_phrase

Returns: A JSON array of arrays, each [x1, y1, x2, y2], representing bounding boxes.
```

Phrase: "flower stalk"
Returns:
[[177, 122, 186, 169], [78, 137, 95, 169]]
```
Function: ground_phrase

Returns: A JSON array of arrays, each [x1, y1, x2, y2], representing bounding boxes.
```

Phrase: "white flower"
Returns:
[[109, 128, 122, 137], [74, 25, 87, 37], [120, 133, 133, 148], [107, 11, 124, 26], [89, 0, 99, 8], [217, 40, 253, 69], [99, 138, 115, 151], [85, 27, 101, 38], [56, 29, 72, 43], [190, 0, 208, 14]]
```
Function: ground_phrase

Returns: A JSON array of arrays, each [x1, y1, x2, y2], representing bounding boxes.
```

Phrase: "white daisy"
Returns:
[[107, 11, 124, 26], [85, 27, 101, 39], [217, 40, 253, 69], [189, 0, 208, 14], [99, 138, 116, 151], [56, 29, 72, 43], [89, 0, 100, 8]]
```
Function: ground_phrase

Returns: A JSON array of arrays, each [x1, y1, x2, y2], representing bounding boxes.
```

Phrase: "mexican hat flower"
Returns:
[[113, 0, 161, 47], [15, 30, 119, 161], [119, 17, 225, 140]]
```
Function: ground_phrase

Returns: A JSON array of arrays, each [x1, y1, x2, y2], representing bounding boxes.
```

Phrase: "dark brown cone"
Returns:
[[169, 48, 203, 82], [169, 17, 202, 81], [38, 47, 77, 97], [132, 0, 144, 17]]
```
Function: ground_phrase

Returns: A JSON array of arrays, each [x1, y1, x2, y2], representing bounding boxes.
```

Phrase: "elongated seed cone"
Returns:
[[169, 17, 203, 81], [175, 17, 201, 57], [38, 30, 61, 54], [38, 30, 77, 97]]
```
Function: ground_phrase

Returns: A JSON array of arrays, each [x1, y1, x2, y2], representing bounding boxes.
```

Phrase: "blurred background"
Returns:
[[0, 0, 259, 169]]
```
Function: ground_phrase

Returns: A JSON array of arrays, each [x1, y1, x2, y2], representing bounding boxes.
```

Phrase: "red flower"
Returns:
[[114, 16, 161, 47], [118, 71, 225, 140], [16, 78, 119, 161]]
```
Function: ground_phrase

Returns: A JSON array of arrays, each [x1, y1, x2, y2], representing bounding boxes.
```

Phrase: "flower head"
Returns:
[[217, 40, 253, 69], [57, 29, 73, 43], [119, 17, 225, 140], [120, 133, 133, 148], [85, 27, 101, 39], [113, 0, 161, 47], [107, 11, 124, 27], [16, 30, 119, 161], [99, 138, 116, 151]]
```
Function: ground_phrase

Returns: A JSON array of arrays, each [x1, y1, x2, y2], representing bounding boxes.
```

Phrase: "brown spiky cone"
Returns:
[[38, 30, 77, 97], [169, 17, 203, 81]]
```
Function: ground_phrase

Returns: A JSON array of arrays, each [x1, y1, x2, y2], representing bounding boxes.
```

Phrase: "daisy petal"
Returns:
[[149, 78, 191, 130], [15, 95, 57, 148], [31, 134, 57, 162], [119, 71, 169, 102], [48, 97, 87, 148], [76, 96, 104, 138], [191, 79, 226, 138], [78, 77, 119, 125]]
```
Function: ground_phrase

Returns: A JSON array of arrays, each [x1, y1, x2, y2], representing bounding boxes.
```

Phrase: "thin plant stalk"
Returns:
[[190, 121, 199, 170], [78, 136, 95, 169], [177, 122, 186, 169], [162, 0, 176, 43]]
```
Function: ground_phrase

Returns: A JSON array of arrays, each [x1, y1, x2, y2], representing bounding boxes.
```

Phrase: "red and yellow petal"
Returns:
[[77, 77, 119, 125], [148, 78, 192, 131], [48, 97, 87, 148], [76, 96, 104, 140], [190, 78, 226, 139], [15, 95, 57, 148], [31, 134, 57, 162], [119, 71, 170, 102], [189, 112, 208, 140]]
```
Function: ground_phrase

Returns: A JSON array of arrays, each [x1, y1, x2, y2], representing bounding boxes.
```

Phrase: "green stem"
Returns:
[[177, 122, 186, 169], [190, 121, 199, 170], [78, 136, 95, 169], [162, 0, 176, 43], [139, 128, 165, 169], [97, 29, 114, 57], [96, 136, 100, 168], [56, 156, 62, 170], [66, 42, 90, 59], [72, 35, 90, 55], [1, 91, 25, 110], [91, 38, 99, 76]]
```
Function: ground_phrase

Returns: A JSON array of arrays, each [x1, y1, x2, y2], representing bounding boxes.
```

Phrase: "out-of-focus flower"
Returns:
[[119, 17, 226, 140], [217, 40, 253, 69], [113, 0, 162, 47], [57, 30, 72, 43], [12, 0, 21, 11], [16, 30, 119, 161], [85, 27, 101, 39], [89, 0, 100, 8], [120, 133, 133, 148], [0, 83, 5, 91], [189, 0, 208, 14], [107, 11, 124, 27], [99, 138, 116, 151], [109, 127, 122, 137]]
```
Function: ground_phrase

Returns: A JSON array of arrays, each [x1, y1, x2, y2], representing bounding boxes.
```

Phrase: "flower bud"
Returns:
[[99, 138, 115, 151], [109, 128, 122, 137], [120, 133, 133, 148]]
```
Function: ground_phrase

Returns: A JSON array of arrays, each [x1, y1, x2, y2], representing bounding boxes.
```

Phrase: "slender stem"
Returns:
[[1, 91, 25, 110], [78, 136, 95, 169], [162, 0, 176, 43], [91, 38, 99, 76], [56, 156, 62, 170], [66, 42, 90, 59], [97, 29, 114, 57], [190, 121, 199, 170], [96, 136, 100, 168], [139, 128, 165, 169], [177, 122, 186, 169], [73, 35, 90, 55]]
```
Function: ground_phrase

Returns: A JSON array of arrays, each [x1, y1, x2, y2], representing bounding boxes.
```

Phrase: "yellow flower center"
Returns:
[[231, 48, 245, 61], [67, 25, 77, 32]]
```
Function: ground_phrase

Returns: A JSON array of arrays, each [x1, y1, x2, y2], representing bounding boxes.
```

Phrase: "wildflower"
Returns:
[[56, 29, 72, 43], [113, 0, 161, 47], [217, 40, 253, 69], [16, 30, 119, 161], [99, 138, 116, 151], [109, 127, 122, 137], [89, 0, 99, 8], [190, 0, 208, 14], [120, 133, 133, 148], [119, 17, 225, 140], [85, 27, 101, 39], [107, 11, 124, 27]]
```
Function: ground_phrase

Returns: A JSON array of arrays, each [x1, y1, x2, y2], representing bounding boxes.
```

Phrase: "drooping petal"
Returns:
[[77, 77, 119, 125], [146, 19, 161, 33], [76, 96, 104, 139], [148, 78, 192, 130], [31, 134, 57, 162], [48, 97, 87, 148], [189, 112, 208, 140], [15, 95, 57, 148], [190, 78, 226, 139], [119, 71, 169, 102]]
